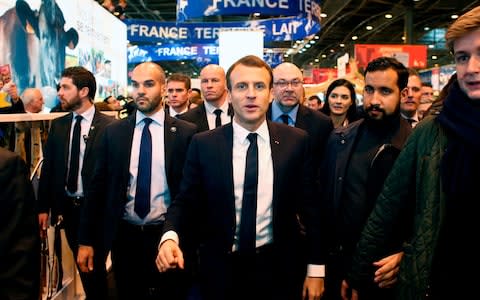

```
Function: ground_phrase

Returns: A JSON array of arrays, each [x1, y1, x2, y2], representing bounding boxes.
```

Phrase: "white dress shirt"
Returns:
[[66, 105, 94, 197], [124, 109, 170, 225], [204, 100, 231, 129]]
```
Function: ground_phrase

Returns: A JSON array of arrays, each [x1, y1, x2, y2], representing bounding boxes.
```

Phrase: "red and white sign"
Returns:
[[354, 44, 427, 69]]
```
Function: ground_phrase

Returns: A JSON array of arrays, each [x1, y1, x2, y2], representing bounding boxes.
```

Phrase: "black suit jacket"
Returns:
[[177, 102, 233, 132], [38, 108, 115, 218], [267, 103, 333, 169], [163, 121, 322, 299], [0, 148, 39, 300], [78, 112, 197, 254]]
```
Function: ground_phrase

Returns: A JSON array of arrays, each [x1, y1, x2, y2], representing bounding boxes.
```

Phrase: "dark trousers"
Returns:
[[111, 221, 191, 300], [202, 244, 304, 300], [63, 197, 108, 300]]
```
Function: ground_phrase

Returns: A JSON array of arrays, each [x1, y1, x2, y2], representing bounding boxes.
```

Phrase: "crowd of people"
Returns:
[[1, 5, 479, 300]]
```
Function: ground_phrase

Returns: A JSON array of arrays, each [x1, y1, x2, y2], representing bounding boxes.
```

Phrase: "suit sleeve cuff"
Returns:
[[158, 230, 179, 249], [307, 264, 325, 277]]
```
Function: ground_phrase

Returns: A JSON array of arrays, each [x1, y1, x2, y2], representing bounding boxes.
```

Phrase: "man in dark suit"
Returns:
[[157, 55, 324, 300], [77, 62, 197, 300], [0, 147, 39, 300], [267, 62, 332, 168], [37, 66, 114, 300], [178, 64, 233, 131]]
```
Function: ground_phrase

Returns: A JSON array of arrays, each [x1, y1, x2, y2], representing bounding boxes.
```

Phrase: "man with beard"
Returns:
[[347, 6, 480, 299], [318, 57, 412, 300], [77, 62, 197, 300], [178, 64, 233, 132], [37, 66, 114, 299]]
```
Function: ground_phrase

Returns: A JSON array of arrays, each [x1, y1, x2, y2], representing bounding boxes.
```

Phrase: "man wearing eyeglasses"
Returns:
[[267, 62, 333, 168]]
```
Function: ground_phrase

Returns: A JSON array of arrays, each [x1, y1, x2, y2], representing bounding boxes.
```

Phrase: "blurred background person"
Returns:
[[165, 73, 192, 117], [399, 69, 422, 128], [321, 79, 359, 128], [189, 87, 202, 108], [306, 94, 323, 111]]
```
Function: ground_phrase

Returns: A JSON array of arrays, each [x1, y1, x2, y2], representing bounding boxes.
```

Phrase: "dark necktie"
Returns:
[[407, 118, 415, 127], [135, 118, 153, 219], [67, 115, 82, 193], [238, 133, 258, 253], [280, 114, 289, 125], [214, 109, 222, 128]]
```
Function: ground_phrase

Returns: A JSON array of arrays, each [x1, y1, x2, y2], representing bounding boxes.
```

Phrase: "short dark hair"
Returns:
[[61, 66, 96, 100], [422, 82, 433, 88], [364, 57, 409, 91], [226, 55, 273, 90], [167, 73, 191, 90], [308, 95, 321, 104]]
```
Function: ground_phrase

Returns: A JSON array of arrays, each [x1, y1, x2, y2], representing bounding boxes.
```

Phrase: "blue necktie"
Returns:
[[67, 115, 82, 193], [280, 114, 289, 125], [135, 118, 153, 219], [238, 133, 258, 253]]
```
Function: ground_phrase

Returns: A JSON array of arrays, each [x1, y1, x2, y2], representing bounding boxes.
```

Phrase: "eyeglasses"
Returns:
[[273, 79, 303, 89]]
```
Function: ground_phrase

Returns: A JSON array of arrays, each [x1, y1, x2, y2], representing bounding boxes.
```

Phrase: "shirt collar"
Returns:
[[204, 99, 229, 114], [232, 118, 269, 145], [271, 100, 299, 122], [135, 108, 165, 126], [73, 104, 95, 123]]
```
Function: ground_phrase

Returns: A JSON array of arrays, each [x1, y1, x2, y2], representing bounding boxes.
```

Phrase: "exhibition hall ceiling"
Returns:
[[96, 0, 480, 74]]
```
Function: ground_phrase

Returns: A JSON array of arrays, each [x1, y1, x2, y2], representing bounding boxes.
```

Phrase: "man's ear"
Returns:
[[400, 87, 408, 100]]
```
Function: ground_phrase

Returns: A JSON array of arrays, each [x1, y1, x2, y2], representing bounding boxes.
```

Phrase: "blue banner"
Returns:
[[128, 44, 219, 66], [124, 16, 320, 44], [127, 44, 284, 66], [177, 0, 322, 23]]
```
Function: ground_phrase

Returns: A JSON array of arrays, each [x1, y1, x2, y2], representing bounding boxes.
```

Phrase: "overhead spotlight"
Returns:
[[351, 36, 358, 40], [424, 26, 430, 31], [366, 25, 373, 30], [451, 14, 459, 19], [385, 14, 393, 19], [320, 13, 327, 18], [339, 43, 345, 47], [432, 55, 438, 60]]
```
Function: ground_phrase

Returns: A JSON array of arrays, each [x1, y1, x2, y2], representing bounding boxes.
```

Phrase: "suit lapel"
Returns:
[[295, 105, 309, 130], [84, 109, 101, 159], [199, 104, 209, 131], [267, 121, 282, 211], [121, 114, 137, 179], [220, 125, 235, 223], [61, 113, 74, 170], [164, 113, 176, 179]]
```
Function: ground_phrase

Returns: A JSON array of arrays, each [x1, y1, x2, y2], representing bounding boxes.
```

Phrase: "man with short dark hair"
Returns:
[[166, 73, 192, 117], [157, 55, 324, 300], [38, 66, 114, 300]]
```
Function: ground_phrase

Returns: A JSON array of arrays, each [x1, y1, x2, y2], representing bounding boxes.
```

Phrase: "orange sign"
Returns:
[[354, 44, 427, 69]]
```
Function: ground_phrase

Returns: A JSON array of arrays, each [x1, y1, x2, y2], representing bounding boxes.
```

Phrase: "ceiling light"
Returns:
[[451, 14, 459, 19], [351, 36, 358, 40], [339, 43, 345, 47], [432, 55, 438, 60], [428, 44, 434, 49], [385, 14, 393, 19], [253, 12, 260, 17], [310, 40, 316, 44], [321, 54, 327, 58], [315, 58, 319, 62], [305, 44, 311, 48], [320, 13, 327, 18], [424, 26, 430, 31], [366, 25, 373, 30], [314, 35, 319, 40]]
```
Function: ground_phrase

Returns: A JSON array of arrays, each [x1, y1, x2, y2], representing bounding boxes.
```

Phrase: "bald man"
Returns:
[[268, 62, 333, 168], [178, 64, 233, 132], [77, 62, 197, 300], [22, 88, 45, 113], [15, 88, 46, 173]]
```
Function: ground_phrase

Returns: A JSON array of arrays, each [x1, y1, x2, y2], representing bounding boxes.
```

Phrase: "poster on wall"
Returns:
[[354, 44, 427, 70], [0, 0, 127, 107]]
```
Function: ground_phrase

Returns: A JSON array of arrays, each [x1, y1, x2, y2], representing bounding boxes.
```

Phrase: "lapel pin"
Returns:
[[274, 140, 280, 145], [170, 127, 177, 133]]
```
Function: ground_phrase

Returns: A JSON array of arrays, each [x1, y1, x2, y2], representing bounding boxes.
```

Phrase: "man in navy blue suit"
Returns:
[[157, 55, 324, 300]]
